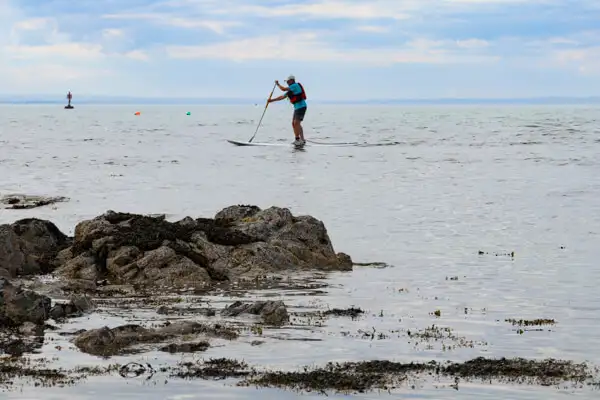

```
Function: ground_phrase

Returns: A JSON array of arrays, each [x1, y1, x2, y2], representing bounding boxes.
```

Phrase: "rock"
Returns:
[[18, 322, 44, 336], [0, 335, 44, 356], [49, 294, 95, 321], [156, 305, 216, 317], [49, 205, 352, 292], [214, 205, 261, 224], [158, 320, 239, 340], [73, 321, 238, 356], [0, 194, 68, 210], [60, 279, 97, 294], [160, 341, 210, 353], [96, 284, 135, 296], [73, 325, 161, 357], [1, 278, 52, 326], [222, 300, 289, 325], [0, 218, 70, 277]]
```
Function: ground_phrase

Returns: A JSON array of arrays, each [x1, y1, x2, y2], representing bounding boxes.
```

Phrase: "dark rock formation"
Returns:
[[73, 321, 238, 356], [0, 218, 70, 277], [54, 205, 352, 291], [221, 300, 289, 325], [0, 278, 52, 326]]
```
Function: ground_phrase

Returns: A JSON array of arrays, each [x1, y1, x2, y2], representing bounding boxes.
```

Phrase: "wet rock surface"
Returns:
[[0, 218, 70, 277], [73, 321, 239, 357], [53, 205, 352, 292], [0, 278, 51, 326], [0, 194, 68, 210], [160, 341, 210, 353], [49, 294, 95, 321], [221, 300, 289, 325]]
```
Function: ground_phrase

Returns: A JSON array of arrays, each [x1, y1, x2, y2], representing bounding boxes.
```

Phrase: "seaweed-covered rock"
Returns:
[[0, 194, 68, 210], [222, 300, 289, 325], [55, 205, 352, 291], [73, 321, 238, 356]]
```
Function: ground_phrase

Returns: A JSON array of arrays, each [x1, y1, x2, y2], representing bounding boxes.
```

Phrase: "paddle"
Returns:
[[249, 82, 277, 143]]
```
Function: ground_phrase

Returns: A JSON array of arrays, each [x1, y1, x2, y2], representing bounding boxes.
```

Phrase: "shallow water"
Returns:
[[1, 104, 600, 398]]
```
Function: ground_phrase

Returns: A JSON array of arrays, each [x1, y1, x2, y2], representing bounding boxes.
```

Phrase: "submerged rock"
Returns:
[[54, 205, 351, 291], [160, 341, 210, 353], [49, 294, 96, 321], [0, 194, 68, 210], [0, 218, 70, 277], [221, 300, 289, 325], [73, 320, 238, 356]]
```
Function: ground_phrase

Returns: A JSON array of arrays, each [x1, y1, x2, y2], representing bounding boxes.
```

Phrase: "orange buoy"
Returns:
[[134, 111, 141, 116]]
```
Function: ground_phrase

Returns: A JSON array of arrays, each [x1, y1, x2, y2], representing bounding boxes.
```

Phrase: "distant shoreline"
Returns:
[[1, 96, 599, 106]]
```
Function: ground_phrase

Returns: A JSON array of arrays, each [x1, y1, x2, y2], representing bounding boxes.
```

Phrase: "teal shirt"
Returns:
[[286, 82, 307, 110]]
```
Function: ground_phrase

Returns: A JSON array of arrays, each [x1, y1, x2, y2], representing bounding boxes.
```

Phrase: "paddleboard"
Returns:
[[226, 139, 361, 147], [227, 139, 303, 147]]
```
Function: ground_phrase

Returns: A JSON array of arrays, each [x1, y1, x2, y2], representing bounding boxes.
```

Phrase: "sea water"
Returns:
[[0, 104, 599, 399]]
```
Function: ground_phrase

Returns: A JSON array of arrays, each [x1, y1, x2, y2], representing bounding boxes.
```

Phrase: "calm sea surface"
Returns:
[[0, 104, 599, 399]]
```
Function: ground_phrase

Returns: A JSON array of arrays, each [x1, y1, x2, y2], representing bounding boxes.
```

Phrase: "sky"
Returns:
[[1, 0, 600, 100]]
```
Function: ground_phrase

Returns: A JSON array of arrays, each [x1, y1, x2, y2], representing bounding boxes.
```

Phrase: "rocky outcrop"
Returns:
[[55, 205, 352, 291], [221, 300, 289, 325], [0, 218, 70, 277], [0, 194, 68, 210], [73, 321, 238, 356], [0, 278, 52, 326]]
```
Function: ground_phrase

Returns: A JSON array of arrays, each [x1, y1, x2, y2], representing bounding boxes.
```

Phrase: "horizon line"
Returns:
[[1, 95, 600, 105]]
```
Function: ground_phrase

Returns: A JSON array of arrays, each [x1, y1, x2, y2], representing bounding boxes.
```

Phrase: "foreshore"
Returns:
[[1, 205, 598, 395]]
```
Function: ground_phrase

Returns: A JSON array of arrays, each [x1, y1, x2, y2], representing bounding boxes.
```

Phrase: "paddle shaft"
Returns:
[[249, 82, 277, 143]]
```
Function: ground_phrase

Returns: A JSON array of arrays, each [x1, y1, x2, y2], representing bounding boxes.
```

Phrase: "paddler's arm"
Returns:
[[275, 80, 288, 91], [268, 93, 287, 103]]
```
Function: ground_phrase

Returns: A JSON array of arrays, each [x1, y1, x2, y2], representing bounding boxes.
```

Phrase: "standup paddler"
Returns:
[[268, 75, 307, 145]]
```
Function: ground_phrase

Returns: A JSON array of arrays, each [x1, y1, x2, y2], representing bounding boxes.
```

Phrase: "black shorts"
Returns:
[[293, 106, 307, 121]]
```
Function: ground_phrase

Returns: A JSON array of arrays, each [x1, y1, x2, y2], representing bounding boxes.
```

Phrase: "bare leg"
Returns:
[[292, 120, 301, 140]]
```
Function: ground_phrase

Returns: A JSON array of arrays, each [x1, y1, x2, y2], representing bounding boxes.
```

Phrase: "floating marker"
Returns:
[[134, 111, 141, 116]]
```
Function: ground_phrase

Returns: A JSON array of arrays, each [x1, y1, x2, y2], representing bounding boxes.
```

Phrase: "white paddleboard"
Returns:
[[226, 139, 360, 147], [227, 139, 304, 147]]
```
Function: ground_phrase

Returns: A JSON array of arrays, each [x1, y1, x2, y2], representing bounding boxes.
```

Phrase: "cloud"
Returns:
[[554, 46, 600, 75], [230, 1, 413, 20], [102, 12, 241, 34], [1, 0, 600, 98], [356, 25, 391, 33], [102, 28, 125, 38], [6, 43, 104, 59], [0, 0, 152, 95], [124, 49, 150, 61], [456, 39, 489, 49], [12, 17, 51, 31], [166, 32, 499, 66]]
